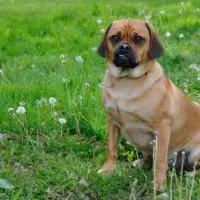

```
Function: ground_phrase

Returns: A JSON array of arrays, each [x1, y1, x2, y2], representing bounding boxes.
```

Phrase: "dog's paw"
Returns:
[[98, 159, 116, 174]]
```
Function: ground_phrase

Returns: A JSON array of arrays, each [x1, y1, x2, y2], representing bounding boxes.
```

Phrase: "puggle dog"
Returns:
[[97, 19, 200, 190]]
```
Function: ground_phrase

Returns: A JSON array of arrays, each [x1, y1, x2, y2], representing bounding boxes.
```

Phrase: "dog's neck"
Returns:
[[107, 59, 161, 79]]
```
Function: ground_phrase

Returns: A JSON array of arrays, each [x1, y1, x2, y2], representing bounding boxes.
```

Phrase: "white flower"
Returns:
[[0, 69, 3, 76], [49, 97, 57, 106], [58, 118, 66, 124], [84, 82, 90, 88], [8, 107, 14, 112], [197, 74, 200, 81], [96, 19, 102, 24], [75, 56, 84, 64], [60, 54, 65, 59], [100, 28, 105, 33], [157, 192, 169, 199], [178, 33, 184, 39], [188, 63, 200, 71], [91, 47, 97, 52], [159, 10, 165, 15], [52, 112, 57, 118], [165, 31, 171, 37], [16, 106, 26, 115]]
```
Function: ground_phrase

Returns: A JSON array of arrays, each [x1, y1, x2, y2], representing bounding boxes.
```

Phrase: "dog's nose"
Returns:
[[119, 43, 130, 51]]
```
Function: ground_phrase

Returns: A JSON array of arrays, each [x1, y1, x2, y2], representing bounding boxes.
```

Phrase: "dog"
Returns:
[[97, 19, 200, 190]]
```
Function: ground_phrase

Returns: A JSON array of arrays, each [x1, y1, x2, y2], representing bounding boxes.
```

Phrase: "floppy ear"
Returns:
[[97, 23, 112, 57], [145, 22, 164, 59]]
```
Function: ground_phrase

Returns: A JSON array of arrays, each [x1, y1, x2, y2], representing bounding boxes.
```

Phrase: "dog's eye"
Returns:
[[110, 35, 120, 43], [133, 36, 144, 44]]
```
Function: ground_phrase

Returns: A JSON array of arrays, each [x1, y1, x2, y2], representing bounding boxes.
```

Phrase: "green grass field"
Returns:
[[0, 0, 200, 199]]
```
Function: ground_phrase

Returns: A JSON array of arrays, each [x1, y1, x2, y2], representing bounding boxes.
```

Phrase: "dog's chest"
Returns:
[[103, 87, 157, 150]]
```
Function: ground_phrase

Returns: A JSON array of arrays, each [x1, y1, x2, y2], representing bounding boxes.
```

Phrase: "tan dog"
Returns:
[[97, 19, 200, 190]]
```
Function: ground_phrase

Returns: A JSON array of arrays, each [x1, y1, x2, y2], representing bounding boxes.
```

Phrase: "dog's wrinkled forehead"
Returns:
[[107, 19, 150, 39]]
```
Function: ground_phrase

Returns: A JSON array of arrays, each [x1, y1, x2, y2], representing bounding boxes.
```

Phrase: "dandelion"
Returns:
[[165, 31, 171, 37], [84, 82, 90, 88], [16, 106, 26, 115], [49, 97, 57, 106], [8, 107, 14, 113], [159, 10, 165, 15], [0, 69, 3, 76], [188, 63, 200, 71], [75, 56, 84, 64], [60, 54, 65, 59], [91, 47, 97, 51], [100, 28, 105, 33], [96, 19, 102, 24], [178, 33, 184, 39], [157, 192, 169, 199], [58, 118, 66, 124]]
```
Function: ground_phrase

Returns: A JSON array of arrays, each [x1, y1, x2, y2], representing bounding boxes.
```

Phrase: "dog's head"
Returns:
[[97, 19, 164, 76]]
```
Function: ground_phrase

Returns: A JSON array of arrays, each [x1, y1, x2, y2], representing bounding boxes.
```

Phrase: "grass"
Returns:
[[0, 0, 200, 199]]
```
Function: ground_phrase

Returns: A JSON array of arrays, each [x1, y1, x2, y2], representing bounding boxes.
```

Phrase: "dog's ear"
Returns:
[[97, 23, 112, 58], [145, 22, 164, 59]]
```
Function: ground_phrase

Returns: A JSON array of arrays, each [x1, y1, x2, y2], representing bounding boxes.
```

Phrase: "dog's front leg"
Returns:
[[98, 115, 120, 174], [154, 119, 171, 191]]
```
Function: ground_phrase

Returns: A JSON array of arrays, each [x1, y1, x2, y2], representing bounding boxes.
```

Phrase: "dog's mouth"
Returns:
[[113, 52, 139, 68]]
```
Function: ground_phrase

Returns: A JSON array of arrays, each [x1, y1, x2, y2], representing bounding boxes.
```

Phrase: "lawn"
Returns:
[[0, 0, 200, 199]]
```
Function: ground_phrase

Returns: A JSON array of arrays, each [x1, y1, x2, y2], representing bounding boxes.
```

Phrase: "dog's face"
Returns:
[[97, 19, 163, 70]]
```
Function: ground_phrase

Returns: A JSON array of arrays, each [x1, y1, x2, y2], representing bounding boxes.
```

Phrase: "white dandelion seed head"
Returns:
[[8, 107, 14, 112], [178, 33, 184, 39], [60, 54, 65, 59], [84, 82, 90, 88], [165, 31, 171, 37], [16, 106, 26, 115], [157, 192, 169, 199], [58, 118, 66, 124], [159, 10, 165, 15], [100, 28, 105, 33], [188, 63, 200, 71], [96, 19, 102, 24], [49, 97, 57, 106], [0, 69, 4, 76], [75, 56, 84, 64]]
